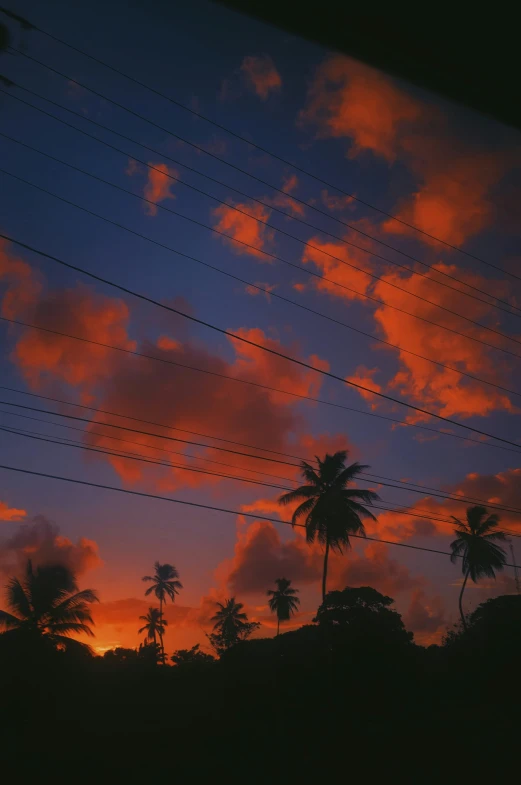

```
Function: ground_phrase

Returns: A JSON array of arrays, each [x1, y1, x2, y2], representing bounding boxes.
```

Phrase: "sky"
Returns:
[[1, 0, 521, 653]]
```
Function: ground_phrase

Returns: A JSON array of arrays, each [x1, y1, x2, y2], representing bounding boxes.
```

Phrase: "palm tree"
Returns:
[[210, 598, 259, 653], [450, 505, 507, 630], [279, 450, 379, 600], [0, 560, 99, 652], [267, 578, 300, 635], [138, 607, 166, 651], [142, 562, 182, 662]]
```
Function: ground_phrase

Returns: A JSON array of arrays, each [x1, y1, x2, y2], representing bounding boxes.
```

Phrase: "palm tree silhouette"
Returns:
[[142, 562, 182, 662], [279, 451, 379, 600], [210, 598, 259, 651], [138, 607, 166, 653], [267, 578, 300, 635], [0, 560, 98, 651], [450, 505, 507, 630]]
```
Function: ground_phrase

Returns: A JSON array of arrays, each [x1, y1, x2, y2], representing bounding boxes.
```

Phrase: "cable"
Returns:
[[13, 24, 521, 283], [3, 315, 521, 460], [2, 233, 521, 451], [0, 406, 303, 485], [2, 137, 521, 395], [4, 170, 521, 366], [0, 461, 518, 568], [3, 393, 521, 522], [4, 126, 521, 356], [3, 86, 520, 322], [1, 424, 468, 526]]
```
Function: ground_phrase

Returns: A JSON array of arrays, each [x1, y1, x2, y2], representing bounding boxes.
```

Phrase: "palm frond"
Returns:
[[279, 486, 316, 507], [6, 577, 31, 619], [0, 609, 22, 629]]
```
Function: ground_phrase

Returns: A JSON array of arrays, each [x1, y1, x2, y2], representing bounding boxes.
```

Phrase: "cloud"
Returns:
[[0, 500, 26, 522], [403, 589, 447, 645], [0, 238, 42, 319], [0, 516, 101, 577], [244, 282, 277, 301], [212, 201, 275, 259], [217, 519, 322, 595], [300, 55, 515, 246], [300, 55, 422, 162], [321, 190, 355, 212], [371, 263, 516, 420], [126, 159, 179, 216], [331, 541, 425, 596], [345, 366, 382, 409], [240, 55, 282, 100], [269, 173, 306, 217], [3, 277, 136, 400]]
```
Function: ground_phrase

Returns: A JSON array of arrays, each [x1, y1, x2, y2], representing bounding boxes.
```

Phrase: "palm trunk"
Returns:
[[322, 540, 330, 602], [277, 617, 280, 637], [459, 568, 470, 631], [159, 595, 165, 664]]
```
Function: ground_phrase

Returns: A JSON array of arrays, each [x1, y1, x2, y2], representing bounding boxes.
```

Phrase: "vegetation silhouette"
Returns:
[[142, 561, 182, 662], [138, 607, 166, 658], [171, 643, 215, 668], [267, 577, 300, 635], [279, 450, 379, 599], [0, 559, 98, 653], [208, 597, 260, 654], [450, 505, 507, 629]]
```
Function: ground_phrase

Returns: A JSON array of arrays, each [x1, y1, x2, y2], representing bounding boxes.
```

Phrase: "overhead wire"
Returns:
[[2, 134, 521, 395], [2, 388, 521, 523], [5, 166, 521, 369], [0, 461, 519, 567], [10, 22, 521, 284], [2, 83, 520, 321], [1, 237, 520, 453]]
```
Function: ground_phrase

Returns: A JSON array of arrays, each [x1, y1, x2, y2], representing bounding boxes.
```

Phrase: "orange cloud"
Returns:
[[0, 500, 26, 522], [240, 54, 282, 100], [371, 263, 515, 420], [244, 282, 277, 301], [0, 238, 42, 319], [321, 190, 355, 212], [7, 282, 136, 399], [212, 201, 274, 259], [403, 589, 447, 646], [0, 516, 101, 577], [300, 55, 422, 162], [301, 55, 514, 246], [301, 227, 375, 301], [382, 153, 508, 246], [216, 519, 322, 595], [126, 159, 179, 216], [269, 173, 306, 217], [345, 366, 382, 409]]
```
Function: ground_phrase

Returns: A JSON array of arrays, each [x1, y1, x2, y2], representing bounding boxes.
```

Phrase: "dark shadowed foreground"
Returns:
[[2, 585, 520, 781]]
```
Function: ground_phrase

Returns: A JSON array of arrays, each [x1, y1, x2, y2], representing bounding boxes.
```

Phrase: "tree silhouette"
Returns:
[[279, 451, 379, 600], [450, 505, 507, 630], [142, 562, 182, 662], [138, 607, 166, 657], [0, 560, 98, 652], [171, 643, 215, 667], [209, 598, 260, 655], [267, 578, 300, 635]]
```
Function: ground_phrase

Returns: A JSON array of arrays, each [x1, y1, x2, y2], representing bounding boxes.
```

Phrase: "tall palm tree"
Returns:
[[210, 598, 259, 652], [450, 505, 507, 630], [0, 560, 99, 652], [279, 451, 379, 600], [267, 578, 300, 635], [138, 607, 166, 651], [142, 562, 182, 662]]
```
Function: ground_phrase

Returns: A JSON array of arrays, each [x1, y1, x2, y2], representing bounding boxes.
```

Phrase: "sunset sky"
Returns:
[[1, 0, 521, 654]]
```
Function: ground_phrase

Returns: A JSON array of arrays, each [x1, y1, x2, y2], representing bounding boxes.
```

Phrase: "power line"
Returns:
[[3, 387, 521, 524], [3, 314, 521, 460], [4, 233, 521, 449], [0, 460, 518, 568], [18, 21, 521, 283], [2, 234, 520, 450], [4, 125, 521, 358], [4, 169, 521, 365], [0, 423, 470, 526], [2, 135, 521, 394], [3, 85, 520, 322]]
